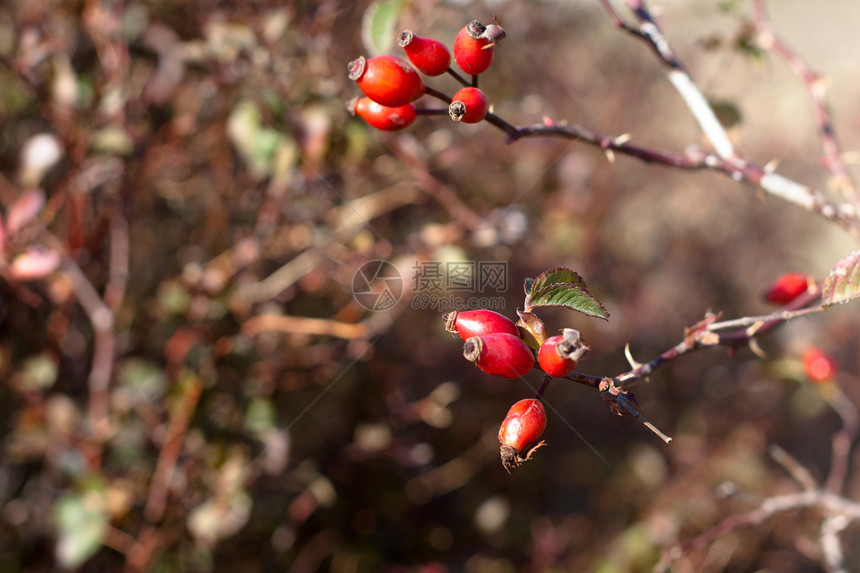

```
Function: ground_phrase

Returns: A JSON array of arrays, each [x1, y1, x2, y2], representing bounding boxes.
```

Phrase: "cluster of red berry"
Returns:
[[761, 272, 838, 383], [444, 309, 590, 471], [347, 20, 504, 131]]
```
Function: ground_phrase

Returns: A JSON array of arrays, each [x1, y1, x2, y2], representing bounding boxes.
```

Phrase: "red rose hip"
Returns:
[[399, 30, 451, 76], [538, 335, 579, 378], [802, 345, 837, 383], [348, 55, 426, 107], [349, 97, 416, 131], [444, 309, 519, 340], [463, 332, 534, 379], [452, 20, 495, 75], [763, 272, 812, 305], [498, 399, 546, 472], [449, 87, 488, 124]]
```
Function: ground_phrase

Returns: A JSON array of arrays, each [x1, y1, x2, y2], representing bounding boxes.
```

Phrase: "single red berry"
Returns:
[[347, 55, 426, 107], [348, 97, 416, 131], [463, 332, 534, 379], [448, 87, 488, 124], [802, 346, 837, 383], [498, 399, 546, 472], [763, 272, 812, 305], [538, 335, 578, 378], [398, 30, 451, 76], [444, 309, 519, 340], [452, 20, 494, 75]]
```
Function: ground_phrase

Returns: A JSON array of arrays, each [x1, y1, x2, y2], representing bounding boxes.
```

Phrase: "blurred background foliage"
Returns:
[[1, 0, 859, 571]]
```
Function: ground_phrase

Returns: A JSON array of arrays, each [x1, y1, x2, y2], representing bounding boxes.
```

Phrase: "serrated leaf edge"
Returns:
[[528, 282, 609, 320]]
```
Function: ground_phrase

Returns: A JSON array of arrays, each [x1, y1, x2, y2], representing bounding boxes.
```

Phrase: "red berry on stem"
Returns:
[[538, 335, 579, 378], [463, 333, 534, 379], [802, 346, 837, 383], [444, 309, 519, 340], [449, 87, 488, 124], [763, 272, 812, 305], [399, 30, 451, 76], [348, 97, 416, 131], [453, 20, 494, 75], [347, 55, 426, 107], [498, 399, 547, 472]]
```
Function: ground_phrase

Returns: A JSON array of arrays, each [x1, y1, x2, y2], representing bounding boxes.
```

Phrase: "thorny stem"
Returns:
[[561, 284, 826, 397], [425, 0, 860, 235], [473, 113, 860, 236]]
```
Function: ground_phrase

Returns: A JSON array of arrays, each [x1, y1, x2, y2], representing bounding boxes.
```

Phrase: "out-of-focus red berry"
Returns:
[[802, 346, 837, 383], [349, 97, 416, 131], [763, 272, 812, 305], [348, 55, 426, 107], [463, 332, 534, 379], [399, 30, 451, 76]]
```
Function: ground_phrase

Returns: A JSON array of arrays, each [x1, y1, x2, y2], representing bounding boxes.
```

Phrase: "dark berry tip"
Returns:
[[448, 100, 466, 122], [398, 30, 414, 47], [463, 336, 482, 362], [466, 19, 486, 39], [347, 56, 366, 81]]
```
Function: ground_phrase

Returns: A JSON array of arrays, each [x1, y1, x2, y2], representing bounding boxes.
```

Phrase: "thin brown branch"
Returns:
[[103, 202, 129, 313], [752, 0, 860, 213], [482, 118, 860, 236], [655, 488, 860, 573], [124, 375, 203, 573], [242, 314, 372, 340], [822, 385, 860, 494], [143, 375, 203, 524], [60, 259, 115, 443], [768, 444, 818, 492], [390, 138, 486, 232]]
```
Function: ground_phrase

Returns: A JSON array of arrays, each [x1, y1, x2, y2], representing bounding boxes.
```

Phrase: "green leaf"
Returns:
[[529, 267, 589, 296], [822, 249, 860, 306], [523, 277, 535, 296], [528, 283, 609, 320], [524, 267, 608, 319], [361, 0, 408, 56]]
